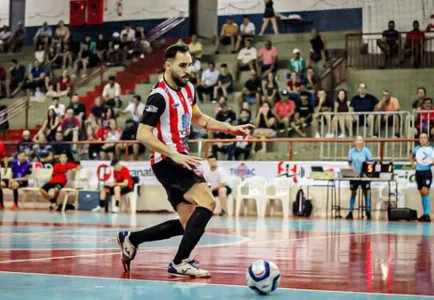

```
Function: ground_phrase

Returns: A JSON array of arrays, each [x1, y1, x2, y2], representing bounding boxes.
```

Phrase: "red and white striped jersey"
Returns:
[[141, 78, 196, 165]]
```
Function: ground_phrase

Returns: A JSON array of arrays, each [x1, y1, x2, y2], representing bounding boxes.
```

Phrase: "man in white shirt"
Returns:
[[236, 15, 256, 51], [120, 24, 135, 42], [197, 62, 220, 102], [102, 76, 122, 109], [48, 97, 66, 118], [233, 38, 257, 80], [203, 155, 231, 217], [121, 95, 145, 122]]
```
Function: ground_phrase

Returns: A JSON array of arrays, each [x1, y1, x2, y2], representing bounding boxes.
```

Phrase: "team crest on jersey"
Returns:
[[181, 113, 190, 129]]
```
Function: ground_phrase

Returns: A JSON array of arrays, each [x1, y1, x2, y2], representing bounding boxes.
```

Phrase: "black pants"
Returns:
[[197, 85, 215, 102]]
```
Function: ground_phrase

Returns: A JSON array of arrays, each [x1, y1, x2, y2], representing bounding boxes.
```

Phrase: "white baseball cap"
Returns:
[[293, 48, 301, 54]]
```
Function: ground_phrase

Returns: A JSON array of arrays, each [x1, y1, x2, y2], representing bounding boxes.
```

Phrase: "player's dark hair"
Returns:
[[164, 44, 189, 61], [418, 87, 426, 94], [423, 97, 433, 103], [133, 95, 142, 102], [111, 159, 120, 166], [221, 63, 228, 68]]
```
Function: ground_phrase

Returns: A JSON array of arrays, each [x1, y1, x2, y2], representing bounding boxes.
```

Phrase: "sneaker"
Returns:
[[325, 133, 334, 138], [366, 211, 371, 220], [338, 133, 346, 138], [168, 257, 211, 278], [112, 206, 120, 213], [315, 132, 321, 138], [345, 212, 353, 220], [92, 206, 102, 213], [11, 203, 19, 210], [418, 215, 431, 222], [117, 231, 137, 272], [219, 209, 227, 217]]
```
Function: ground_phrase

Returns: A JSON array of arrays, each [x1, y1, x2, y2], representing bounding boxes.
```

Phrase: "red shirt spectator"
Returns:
[[49, 161, 80, 185], [61, 115, 80, 129], [286, 79, 302, 93], [114, 166, 133, 189], [274, 98, 296, 119], [0, 66, 7, 81], [58, 75, 71, 92], [0, 141, 6, 159]]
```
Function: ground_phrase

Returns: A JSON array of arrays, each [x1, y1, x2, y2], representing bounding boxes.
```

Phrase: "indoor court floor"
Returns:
[[0, 210, 433, 299]]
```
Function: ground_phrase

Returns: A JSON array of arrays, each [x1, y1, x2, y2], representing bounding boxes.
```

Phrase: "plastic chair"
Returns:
[[111, 177, 140, 213], [235, 176, 267, 217], [0, 168, 11, 179], [376, 178, 407, 219], [264, 177, 293, 218], [61, 169, 90, 212], [20, 168, 53, 207], [222, 175, 242, 216]]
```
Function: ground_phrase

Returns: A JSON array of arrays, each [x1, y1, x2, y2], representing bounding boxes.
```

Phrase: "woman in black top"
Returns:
[[96, 33, 109, 63], [331, 89, 351, 138], [308, 28, 327, 68], [263, 71, 279, 105], [259, 0, 279, 35], [253, 102, 276, 152]]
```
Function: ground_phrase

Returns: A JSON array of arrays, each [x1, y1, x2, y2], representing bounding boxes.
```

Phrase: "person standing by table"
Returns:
[[346, 136, 373, 220], [410, 133, 432, 222]]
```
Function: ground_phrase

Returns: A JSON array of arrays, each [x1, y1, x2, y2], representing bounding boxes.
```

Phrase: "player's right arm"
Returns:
[[137, 93, 201, 169]]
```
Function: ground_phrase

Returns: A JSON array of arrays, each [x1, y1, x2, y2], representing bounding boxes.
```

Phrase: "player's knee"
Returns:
[[185, 186, 216, 212], [218, 187, 227, 197], [114, 186, 121, 193]]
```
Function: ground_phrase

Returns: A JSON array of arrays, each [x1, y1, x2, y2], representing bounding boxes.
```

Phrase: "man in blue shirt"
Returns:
[[0, 152, 31, 209], [350, 83, 378, 137], [410, 133, 433, 222], [346, 136, 373, 220], [22, 60, 47, 93]]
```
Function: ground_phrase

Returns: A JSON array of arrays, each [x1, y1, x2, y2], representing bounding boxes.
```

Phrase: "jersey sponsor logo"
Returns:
[[416, 146, 434, 166], [230, 162, 255, 179], [145, 105, 159, 113]]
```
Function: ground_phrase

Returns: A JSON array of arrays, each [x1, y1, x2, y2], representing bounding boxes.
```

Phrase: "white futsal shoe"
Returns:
[[168, 256, 211, 278], [117, 231, 137, 272], [112, 206, 120, 213], [92, 206, 102, 212]]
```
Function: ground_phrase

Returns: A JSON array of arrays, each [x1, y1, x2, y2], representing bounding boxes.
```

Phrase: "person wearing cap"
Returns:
[[120, 95, 145, 122], [108, 32, 122, 65], [274, 90, 296, 134], [291, 91, 314, 137], [115, 118, 145, 161], [94, 159, 134, 213], [289, 48, 307, 80], [102, 75, 122, 109]]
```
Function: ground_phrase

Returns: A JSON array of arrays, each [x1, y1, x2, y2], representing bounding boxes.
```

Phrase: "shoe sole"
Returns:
[[116, 234, 131, 272], [167, 272, 211, 278]]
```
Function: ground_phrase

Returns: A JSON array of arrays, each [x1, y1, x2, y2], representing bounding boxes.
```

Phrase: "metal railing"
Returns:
[[412, 109, 434, 137], [346, 32, 434, 69], [320, 52, 347, 92], [0, 97, 30, 129]]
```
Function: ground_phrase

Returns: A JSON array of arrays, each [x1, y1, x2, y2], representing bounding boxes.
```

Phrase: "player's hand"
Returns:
[[171, 152, 202, 170], [229, 124, 256, 137]]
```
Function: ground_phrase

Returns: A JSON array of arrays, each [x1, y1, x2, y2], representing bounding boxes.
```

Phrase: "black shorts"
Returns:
[[152, 158, 206, 210], [415, 170, 432, 190], [221, 36, 234, 45], [41, 182, 65, 192], [349, 180, 371, 191], [1, 179, 28, 188], [105, 185, 133, 195], [211, 185, 232, 197]]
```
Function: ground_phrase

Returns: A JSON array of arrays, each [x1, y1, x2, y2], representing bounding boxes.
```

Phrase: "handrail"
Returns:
[[0, 97, 30, 128], [319, 51, 347, 93], [146, 15, 186, 42], [71, 65, 106, 95], [145, 13, 184, 40], [145, 13, 185, 42]]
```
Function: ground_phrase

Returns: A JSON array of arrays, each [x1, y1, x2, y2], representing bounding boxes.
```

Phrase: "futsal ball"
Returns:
[[246, 260, 281, 295]]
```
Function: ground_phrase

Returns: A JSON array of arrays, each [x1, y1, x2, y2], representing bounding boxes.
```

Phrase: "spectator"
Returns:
[[312, 89, 334, 138], [9, 22, 25, 53], [121, 95, 145, 122], [188, 34, 203, 59], [45, 46, 60, 72], [121, 23, 136, 42], [53, 20, 70, 47], [237, 70, 262, 111], [258, 40, 278, 75], [22, 60, 47, 95], [0, 63, 9, 98], [88, 97, 106, 123], [0, 140, 7, 168], [400, 20, 425, 68], [234, 109, 253, 160], [412, 87, 427, 110], [86, 121, 103, 159], [331, 89, 351, 138], [36, 108, 60, 141], [100, 119, 121, 160], [374, 90, 401, 137], [17, 130, 35, 158], [259, 0, 278, 35], [96, 33, 109, 63], [274, 90, 296, 133], [56, 70, 71, 97], [304, 67, 320, 94], [34, 44, 46, 64], [415, 98, 434, 137], [190, 55, 201, 84], [215, 16, 238, 54], [102, 76, 122, 109], [134, 26, 151, 58], [253, 102, 276, 152], [308, 28, 328, 68], [203, 155, 231, 216], [101, 106, 116, 129], [350, 83, 378, 137], [61, 42, 73, 70], [108, 32, 122, 66], [32, 134, 53, 162], [51, 132, 72, 158], [289, 48, 307, 79], [67, 94, 87, 126], [82, 34, 97, 53], [235, 15, 256, 52], [377, 20, 400, 69], [116, 119, 145, 160], [60, 109, 80, 144], [0, 26, 11, 52], [120, 33, 133, 62], [291, 91, 314, 137], [211, 99, 237, 160], [233, 38, 257, 81], [213, 64, 233, 100], [74, 43, 92, 77], [34, 22, 52, 49], [197, 62, 220, 102], [263, 71, 279, 105], [9, 59, 26, 97], [48, 97, 66, 118], [286, 71, 303, 96]]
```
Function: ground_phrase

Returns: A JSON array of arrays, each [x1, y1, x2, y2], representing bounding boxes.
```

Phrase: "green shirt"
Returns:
[[289, 57, 307, 73]]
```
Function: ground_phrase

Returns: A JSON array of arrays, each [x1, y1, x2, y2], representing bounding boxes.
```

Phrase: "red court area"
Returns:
[[0, 221, 433, 296]]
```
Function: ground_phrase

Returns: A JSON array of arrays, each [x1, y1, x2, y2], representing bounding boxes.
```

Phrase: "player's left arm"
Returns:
[[117, 179, 129, 187]]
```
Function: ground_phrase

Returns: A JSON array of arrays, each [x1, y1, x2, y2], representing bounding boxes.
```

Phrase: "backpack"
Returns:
[[292, 188, 313, 217]]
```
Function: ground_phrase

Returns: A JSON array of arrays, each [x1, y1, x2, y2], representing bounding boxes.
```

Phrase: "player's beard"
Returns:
[[171, 71, 189, 88]]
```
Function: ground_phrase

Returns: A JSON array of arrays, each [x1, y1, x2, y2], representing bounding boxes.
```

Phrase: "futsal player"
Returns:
[[39, 152, 80, 211], [0, 152, 31, 209], [410, 133, 432, 222], [346, 136, 372, 220], [117, 44, 254, 277]]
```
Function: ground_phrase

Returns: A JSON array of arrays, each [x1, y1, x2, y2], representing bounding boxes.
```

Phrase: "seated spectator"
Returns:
[[190, 55, 201, 84], [86, 121, 103, 159], [107, 32, 122, 66], [412, 87, 427, 111], [96, 33, 109, 63], [100, 119, 121, 160], [0, 63, 9, 98], [134, 26, 151, 58], [377, 21, 400, 69], [350, 83, 378, 137], [263, 71, 279, 105], [203, 155, 231, 216], [286, 71, 303, 96], [48, 97, 66, 118], [291, 91, 314, 137], [116, 119, 145, 160], [22, 60, 47, 96], [9, 22, 25, 53], [61, 42, 73, 70], [34, 44, 46, 64], [34, 22, 52, 49], [87, 97, 106, 124], [44, 73, 57, 97], [121, 23, 136, 42], [415, 98, 434, 137], [36, 108, 60, 141], [237, 70, 262, 111], [233, 38, 257, 80], [234, 109, 253, 160], [60, 109, 80, 144], [82, 34, 97, 53], [304, 67, 320, 94], [274, 90, 296, 133], [374, 90, 400, 137], [188, 34, 203, 60], [0, 26, 12, 52], [308, 28, 328, 68], [197, 62, 220, 102], [258, 40, 278, 75], [289, 48, 307, 79], [53, 20, 70, 48], [67, 94, 87, 127], [213, 64, 233, 100], [51, 132, 72, 158], [235, 15, 256, 52], [103, 76, 122, 109], [215, 16, 238, 54], [32, 134, 53, 162], [120, 33, 134, 62], [55, 70, 71, 97], [9, 59, 26, 97], [253, 102, 276, 152], [17, 130, 35, 158], [312, 89, 334, 138], [101, 106, 116, 129], [45, 46, 61, 73], [74, 43, 93, 77], [400, 20, 425, 68], [121, 95, 145, 122], [331, 89, 351, 138], [211, 100, 237, 160]]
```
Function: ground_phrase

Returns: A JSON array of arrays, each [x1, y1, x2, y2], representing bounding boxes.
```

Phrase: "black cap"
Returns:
[[110, 159, 120, 166]]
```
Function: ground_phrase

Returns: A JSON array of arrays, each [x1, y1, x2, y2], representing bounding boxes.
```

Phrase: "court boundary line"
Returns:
[[0, 270, 432, 298]]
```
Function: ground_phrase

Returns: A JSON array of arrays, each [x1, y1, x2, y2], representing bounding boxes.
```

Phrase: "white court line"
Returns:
[[0, 233, 368, 264], [0, 270, 432, 298]]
